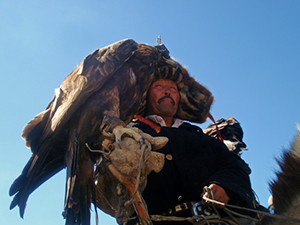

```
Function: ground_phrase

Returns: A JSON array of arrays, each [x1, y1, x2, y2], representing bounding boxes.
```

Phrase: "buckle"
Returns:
[[163, 201, 196, 216], [192, 202, 216, 217]]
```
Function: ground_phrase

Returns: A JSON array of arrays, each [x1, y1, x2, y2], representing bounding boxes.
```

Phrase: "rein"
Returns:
[[201, 194, 300, 224], [150, 187, 300, 224]]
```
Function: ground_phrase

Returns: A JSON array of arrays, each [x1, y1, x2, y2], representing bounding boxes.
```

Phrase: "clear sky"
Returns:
[[1, 1, 300, 225]]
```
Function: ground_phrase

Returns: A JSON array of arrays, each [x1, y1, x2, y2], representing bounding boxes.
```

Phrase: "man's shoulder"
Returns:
[[180, 122, 230, 147], [180, 122, 204, 132]]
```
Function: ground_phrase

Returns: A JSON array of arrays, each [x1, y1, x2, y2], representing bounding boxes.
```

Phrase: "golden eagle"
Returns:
[[9, 39, 213, 225]]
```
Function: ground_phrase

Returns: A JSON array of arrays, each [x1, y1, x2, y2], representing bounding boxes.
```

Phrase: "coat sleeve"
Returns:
[[202, 136, 254, 207]]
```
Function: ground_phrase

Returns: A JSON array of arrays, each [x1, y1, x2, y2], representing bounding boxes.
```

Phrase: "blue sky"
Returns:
[[1, 1, 300, 224]]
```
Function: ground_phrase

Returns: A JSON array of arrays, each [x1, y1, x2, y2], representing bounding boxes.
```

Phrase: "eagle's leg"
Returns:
[[106, 163, 152, 225]]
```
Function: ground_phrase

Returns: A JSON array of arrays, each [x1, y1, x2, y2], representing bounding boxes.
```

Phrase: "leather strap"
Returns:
[[162, 201, 196, 216], [134, 115, 161, 133]]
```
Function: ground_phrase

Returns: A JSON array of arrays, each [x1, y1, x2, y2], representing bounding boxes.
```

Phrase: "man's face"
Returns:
[[146, 79, 180, 117]]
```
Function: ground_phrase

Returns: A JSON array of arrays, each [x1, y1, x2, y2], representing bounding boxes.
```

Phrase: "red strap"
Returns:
[[134, 114, 223, 142], [208, 113, 224, 142], [134, 115, 161, 133]]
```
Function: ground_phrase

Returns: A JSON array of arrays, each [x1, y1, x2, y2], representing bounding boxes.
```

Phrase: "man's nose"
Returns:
[[164, 88, 171, 96]]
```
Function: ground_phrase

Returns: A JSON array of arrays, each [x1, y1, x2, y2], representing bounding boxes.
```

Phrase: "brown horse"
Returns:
[[257, 127, 300, 225]]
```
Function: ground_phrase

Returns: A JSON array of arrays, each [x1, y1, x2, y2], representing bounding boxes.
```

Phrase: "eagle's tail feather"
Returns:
[[64, 131, 95, 225], [9, 143, 65, 218]]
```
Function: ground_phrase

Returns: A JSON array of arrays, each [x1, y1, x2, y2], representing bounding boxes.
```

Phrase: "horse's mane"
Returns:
[[270, 127, 300, 215]]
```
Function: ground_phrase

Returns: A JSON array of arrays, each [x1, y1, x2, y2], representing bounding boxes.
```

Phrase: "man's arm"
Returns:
[[201, 183, 229, 208], [202, 136, 254, 208]]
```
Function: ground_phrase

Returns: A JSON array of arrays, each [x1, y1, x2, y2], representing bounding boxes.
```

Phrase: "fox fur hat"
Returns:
[[142, 43, 214, 124]]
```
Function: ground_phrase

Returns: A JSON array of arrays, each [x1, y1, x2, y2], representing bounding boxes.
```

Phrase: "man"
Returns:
[[128, 78, 254, 224]]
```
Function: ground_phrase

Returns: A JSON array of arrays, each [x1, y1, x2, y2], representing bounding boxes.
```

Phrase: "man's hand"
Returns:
[[201, 184, 229, 208]]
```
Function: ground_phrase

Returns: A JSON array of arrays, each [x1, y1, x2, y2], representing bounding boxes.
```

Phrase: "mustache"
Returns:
[[158, 96, 175, 105]]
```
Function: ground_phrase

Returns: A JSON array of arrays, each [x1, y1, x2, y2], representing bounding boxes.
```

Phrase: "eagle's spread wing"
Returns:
[[10, 38, 214, 225], [9, 39, 167, 224], [22, 39, 138, 150]]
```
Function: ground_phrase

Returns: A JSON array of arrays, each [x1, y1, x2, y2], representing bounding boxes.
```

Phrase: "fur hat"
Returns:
[[150, 44, 214, 124]]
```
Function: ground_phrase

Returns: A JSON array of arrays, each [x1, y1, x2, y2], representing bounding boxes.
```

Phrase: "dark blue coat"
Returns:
[[132, 120, 254, 223]]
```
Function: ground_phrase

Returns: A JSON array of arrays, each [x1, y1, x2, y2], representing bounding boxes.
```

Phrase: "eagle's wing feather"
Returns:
[[22, 39, 138, 151], [9, 39, 169, 225], [9, 39, 140, 219]]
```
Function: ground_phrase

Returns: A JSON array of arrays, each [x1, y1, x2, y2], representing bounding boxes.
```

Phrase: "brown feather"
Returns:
[[10, 39, 214, 225]]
